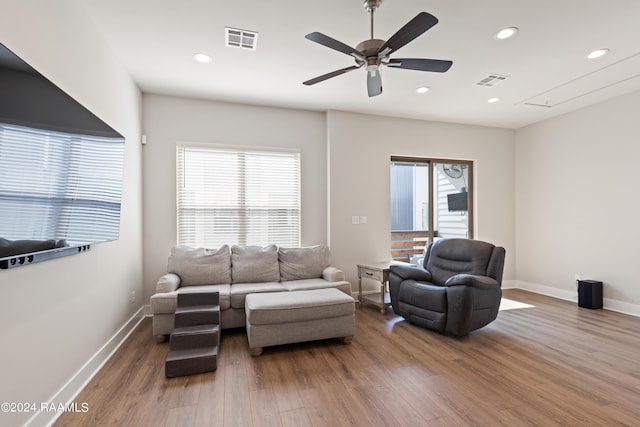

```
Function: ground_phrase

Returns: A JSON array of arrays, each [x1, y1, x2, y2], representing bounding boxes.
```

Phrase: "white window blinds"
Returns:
[[176, 144, 301, 248], [0, 123, 124, 245]]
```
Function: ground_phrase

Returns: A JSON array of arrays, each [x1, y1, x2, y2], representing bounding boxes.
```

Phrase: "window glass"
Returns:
[[390, 157, 473, 263]]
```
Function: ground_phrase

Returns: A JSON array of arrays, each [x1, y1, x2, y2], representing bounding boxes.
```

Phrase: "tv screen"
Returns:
[[447, 192, 468, 212], [0, 42, 125, 269]]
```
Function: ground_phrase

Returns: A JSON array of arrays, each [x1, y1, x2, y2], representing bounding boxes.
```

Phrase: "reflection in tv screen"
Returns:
[[0, 42, 125, 268]]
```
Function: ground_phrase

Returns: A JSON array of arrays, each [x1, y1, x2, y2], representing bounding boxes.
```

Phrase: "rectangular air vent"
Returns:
[[475, 74, 510, 87], [225, 27, 258, 50]]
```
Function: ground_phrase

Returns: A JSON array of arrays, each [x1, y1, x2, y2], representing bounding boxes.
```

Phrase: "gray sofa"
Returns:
[[151, 244, 351, 340]]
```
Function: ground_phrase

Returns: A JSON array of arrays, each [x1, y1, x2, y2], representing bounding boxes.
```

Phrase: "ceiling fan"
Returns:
[[303, 0, 453, 97]]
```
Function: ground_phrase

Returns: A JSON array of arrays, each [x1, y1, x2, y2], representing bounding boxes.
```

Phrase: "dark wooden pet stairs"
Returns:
[[165, 291, 220, 378]]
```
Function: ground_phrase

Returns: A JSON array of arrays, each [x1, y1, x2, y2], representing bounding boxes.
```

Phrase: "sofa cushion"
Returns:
[[278, 245, 330, 281], [167, 245, 231, 286], [231, 245, 280, 283], [229, 282, 286, 309], [151, 284, 231, 314]]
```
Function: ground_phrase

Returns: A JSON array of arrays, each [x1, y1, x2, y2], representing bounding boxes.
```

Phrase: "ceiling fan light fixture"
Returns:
[[587, 48, 609, 59], [192, 53, 212, 63], [416, 86, 430, 94], [488, 97, 501, 103], [495, 27, 518, 40]]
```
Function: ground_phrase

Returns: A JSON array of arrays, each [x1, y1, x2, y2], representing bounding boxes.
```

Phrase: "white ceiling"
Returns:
[[83, 0, 640, 129]]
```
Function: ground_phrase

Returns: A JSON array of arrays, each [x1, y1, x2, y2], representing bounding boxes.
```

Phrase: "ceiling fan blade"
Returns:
[[305, 32, 365, 61], [378, 12, 439, 56], [367, 69, 382, 97], [303, 65, 362, 86], [386, 58, 453, 73]]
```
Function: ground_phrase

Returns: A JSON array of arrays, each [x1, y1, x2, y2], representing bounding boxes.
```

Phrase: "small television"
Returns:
[[447, 191, 468, 212], [0, 42, 125, 269]]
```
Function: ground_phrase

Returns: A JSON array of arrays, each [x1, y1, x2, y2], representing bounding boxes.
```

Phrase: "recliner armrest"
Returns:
[[322, 266, 345, 282], [389, 264, 432, 282], [155, 273, 181, 293], [444, 274, 499, 290]]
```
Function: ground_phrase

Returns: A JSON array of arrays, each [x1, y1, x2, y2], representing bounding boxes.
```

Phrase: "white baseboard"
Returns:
[[25, 306, 146, 427], [507, 280, 640, 318]]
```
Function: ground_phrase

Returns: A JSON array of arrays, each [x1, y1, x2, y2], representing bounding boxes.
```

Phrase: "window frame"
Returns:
[[390, 156, 474, 261]]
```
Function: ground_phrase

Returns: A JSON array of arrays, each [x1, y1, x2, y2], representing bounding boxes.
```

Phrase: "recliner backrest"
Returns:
[[424, 238, 500, 286]]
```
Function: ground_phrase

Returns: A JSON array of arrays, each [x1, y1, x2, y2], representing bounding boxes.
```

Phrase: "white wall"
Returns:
[[141, 95, 327, 302], [515, 89, 640, 314], [0, 1, 143, 426], [327, 111, 515, 289]]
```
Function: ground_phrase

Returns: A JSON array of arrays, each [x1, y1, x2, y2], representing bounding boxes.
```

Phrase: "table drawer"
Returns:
[[359, 267, 382, 282]]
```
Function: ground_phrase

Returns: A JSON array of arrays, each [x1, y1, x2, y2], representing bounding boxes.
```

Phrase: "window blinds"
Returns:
[[0, 123, 124, 245], [176, 145, 301, 248]]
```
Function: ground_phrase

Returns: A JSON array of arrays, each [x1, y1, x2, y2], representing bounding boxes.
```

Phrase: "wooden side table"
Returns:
[[357, 262, 394, 314]]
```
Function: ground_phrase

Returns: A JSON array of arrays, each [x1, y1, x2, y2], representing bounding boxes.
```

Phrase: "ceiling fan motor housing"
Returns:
[[356, 39, 385, 70]]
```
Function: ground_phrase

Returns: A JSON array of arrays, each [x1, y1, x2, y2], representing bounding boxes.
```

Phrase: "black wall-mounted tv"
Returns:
[[447, 191, 468, 212], [0, 42, 125, 269]]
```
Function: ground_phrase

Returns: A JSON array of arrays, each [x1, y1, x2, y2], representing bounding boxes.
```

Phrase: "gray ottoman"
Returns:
[[245, 288, 355, 356]]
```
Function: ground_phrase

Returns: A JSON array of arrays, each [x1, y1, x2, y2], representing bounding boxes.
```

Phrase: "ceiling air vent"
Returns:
[[475, 74, 510, 87], [225, 27, 258, 50]]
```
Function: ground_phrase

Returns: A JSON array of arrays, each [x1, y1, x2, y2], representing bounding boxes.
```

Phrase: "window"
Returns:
[[176, 144, 300, 248], [390, 157, 473, 262]]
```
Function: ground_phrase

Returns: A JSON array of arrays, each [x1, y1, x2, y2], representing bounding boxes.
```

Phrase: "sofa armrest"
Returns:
[[389, 264, 432, 282], [444, 274, 499, 290], [322, 266, 345, 282], [155, 273, 181, 293]]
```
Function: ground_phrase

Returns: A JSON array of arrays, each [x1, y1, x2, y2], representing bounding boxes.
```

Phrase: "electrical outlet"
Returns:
[[130, 291, 136, 304]]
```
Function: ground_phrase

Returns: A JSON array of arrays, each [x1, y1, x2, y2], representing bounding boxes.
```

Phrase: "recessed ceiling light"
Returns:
[[193, 53, 212, 63], [488, 97, 501, 103], [495, 27, 518, 40], [416, 86, 430, 94], [587, 48, 609, 59]]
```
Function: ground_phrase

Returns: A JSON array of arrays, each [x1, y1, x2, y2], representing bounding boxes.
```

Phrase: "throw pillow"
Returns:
[[231, 245, 280, 283], [279, 245, 330, 281], [167, 245, 231, 286]]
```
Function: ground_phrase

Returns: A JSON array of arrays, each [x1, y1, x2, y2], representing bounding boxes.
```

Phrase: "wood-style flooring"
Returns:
[[55, 289, 640, 426]]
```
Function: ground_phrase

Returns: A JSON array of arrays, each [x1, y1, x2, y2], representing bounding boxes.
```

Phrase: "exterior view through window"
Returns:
[[390, 157, 473, 263]]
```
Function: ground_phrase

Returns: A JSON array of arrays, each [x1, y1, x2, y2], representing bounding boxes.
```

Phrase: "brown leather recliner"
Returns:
[[388, 238, 505, 336]]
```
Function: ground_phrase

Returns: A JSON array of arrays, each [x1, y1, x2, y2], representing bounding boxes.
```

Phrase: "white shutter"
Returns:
[[176, 144, 301, 248]]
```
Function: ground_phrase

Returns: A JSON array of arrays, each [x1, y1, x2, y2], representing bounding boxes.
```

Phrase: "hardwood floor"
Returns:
[[55, 289, 640, 426]]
